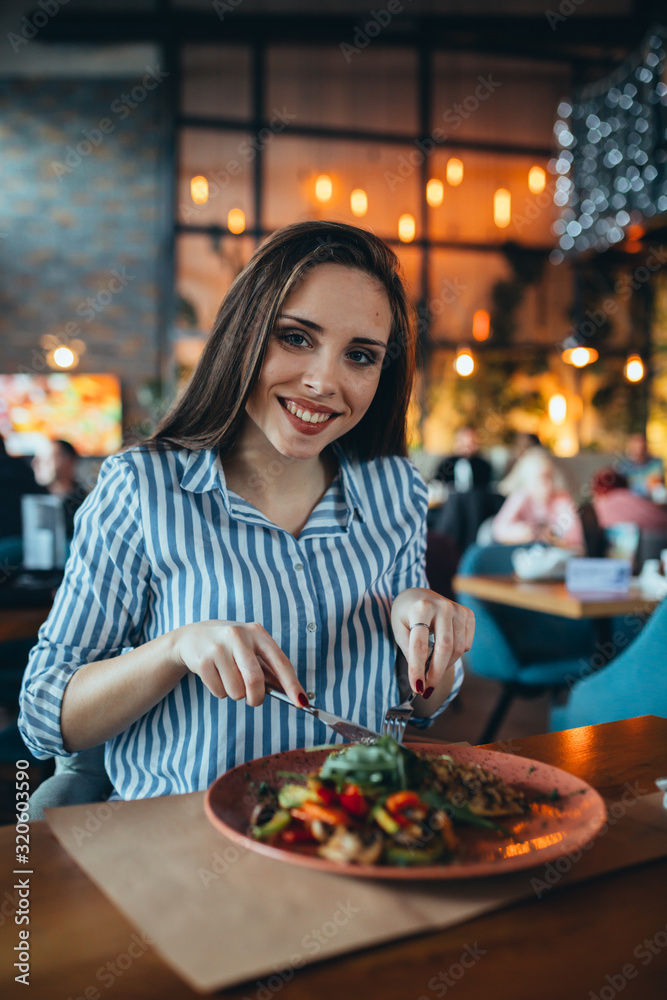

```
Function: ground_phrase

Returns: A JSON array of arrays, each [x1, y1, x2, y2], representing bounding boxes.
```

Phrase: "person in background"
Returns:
[[492, 447, 584, 550], [0, 435, 45, 542], [430, 426, 500, 553], [32, 439, 87, 538], [591, 467, 667, 532], [434, 426, 492, 492], [501, 431, 542, 480], [617, 433, 665, 500]]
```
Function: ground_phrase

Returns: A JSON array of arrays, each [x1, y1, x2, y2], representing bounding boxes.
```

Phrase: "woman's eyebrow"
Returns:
[[279, 313, 387, 348], [280, 312, 323, 332]]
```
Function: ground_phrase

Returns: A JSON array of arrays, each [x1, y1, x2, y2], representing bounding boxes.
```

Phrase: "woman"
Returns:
[[492, 447, 584, 549], [591, 466, 667, 532], [19, 221, 473, 801]]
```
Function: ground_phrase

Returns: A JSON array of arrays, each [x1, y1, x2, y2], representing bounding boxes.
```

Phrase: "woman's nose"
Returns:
[[303, 354, 338, 397]]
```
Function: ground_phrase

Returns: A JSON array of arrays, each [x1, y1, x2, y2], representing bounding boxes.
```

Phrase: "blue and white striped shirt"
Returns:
[[19, 441, 462, 800]]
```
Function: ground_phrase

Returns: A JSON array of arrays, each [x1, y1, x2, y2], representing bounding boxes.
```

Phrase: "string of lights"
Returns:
[[550, 24, 667, 261]]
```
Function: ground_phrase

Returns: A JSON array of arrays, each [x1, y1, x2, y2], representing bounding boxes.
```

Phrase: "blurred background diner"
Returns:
[[0, 0, 666, 821]]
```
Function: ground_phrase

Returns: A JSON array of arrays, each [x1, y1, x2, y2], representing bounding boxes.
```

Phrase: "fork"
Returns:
[[382, 638, 434, 744], [381, 690, 419, 743]]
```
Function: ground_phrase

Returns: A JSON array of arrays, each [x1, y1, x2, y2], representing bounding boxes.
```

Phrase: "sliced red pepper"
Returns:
[[315, 783, 339, 807], [291, 801, 352, 827], [385, 790, 422, 815], [338, 783, 369, 818], [280, 828, 317, 845]]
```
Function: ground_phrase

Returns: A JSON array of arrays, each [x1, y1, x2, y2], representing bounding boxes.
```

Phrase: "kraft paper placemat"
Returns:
[[45, 789, 667, 994]]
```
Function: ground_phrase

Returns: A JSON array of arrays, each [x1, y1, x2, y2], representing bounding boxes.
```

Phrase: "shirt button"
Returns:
[[294, 563, 304, 571], [306, 622, 317, 632]]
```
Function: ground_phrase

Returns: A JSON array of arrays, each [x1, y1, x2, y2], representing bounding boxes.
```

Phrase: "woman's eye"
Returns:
[[348, 350, 377, 367], [278, 331, 309, 347]]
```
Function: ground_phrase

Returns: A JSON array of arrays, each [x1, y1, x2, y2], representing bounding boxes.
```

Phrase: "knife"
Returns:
[[265, 685, 381, 744]]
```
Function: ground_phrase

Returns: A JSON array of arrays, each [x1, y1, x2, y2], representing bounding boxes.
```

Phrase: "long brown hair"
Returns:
[[149, 220, 416, 460]]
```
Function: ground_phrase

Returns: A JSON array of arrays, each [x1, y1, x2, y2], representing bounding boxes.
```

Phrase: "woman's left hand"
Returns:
[[391, 588, 475, 701]]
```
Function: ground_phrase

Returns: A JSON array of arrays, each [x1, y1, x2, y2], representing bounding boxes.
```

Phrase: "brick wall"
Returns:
[[0, 76, 166, 440]]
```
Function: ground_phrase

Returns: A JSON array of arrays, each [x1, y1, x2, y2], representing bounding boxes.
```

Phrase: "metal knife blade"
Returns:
[[265, 687, 381, 744]]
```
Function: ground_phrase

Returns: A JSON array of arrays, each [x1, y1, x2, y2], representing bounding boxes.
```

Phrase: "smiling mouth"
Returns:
[[278, 398, 340, 425]]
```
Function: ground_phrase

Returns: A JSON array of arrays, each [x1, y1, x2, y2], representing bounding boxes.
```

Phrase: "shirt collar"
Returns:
[[179, 442, 366, 525], [179, 448, 225, 495], [331, 440, 367, 523]]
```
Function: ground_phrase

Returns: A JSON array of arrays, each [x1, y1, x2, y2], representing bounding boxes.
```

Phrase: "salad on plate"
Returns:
[[249, 736, 529, 867]]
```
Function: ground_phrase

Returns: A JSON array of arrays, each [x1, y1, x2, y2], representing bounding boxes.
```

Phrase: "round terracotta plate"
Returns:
[[204, 742, 607, 879]]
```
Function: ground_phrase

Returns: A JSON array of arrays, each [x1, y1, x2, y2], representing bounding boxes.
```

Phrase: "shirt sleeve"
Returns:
[[391, 459, 429, 597], [18, 454, 151, 759], [409, 657, 464, 730], [390, 459, 463, 728]]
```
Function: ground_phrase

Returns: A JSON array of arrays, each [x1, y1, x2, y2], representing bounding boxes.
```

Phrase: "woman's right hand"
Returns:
[[170, 620, 307, 709]]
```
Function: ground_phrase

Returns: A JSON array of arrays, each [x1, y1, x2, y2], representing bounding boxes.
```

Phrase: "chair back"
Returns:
[[551, 598, 667, 729], [456, 544, 595, 666]]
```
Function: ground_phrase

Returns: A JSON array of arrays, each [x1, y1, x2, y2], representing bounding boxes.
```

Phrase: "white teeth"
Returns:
[[283, 400, 334, 424]]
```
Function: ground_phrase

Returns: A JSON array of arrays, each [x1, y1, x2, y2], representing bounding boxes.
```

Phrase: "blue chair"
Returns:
[[455, 544, 597, 743], [550, 597, 667, 730]]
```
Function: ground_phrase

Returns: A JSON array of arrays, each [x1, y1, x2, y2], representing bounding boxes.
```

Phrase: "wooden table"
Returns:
[[1, 716, 666, 1000], [0, 606, 51, 643], [453, 574, 660, 619]]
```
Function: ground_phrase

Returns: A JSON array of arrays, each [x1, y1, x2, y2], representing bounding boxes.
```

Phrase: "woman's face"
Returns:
[[243, 263, 392, 462], [530, 464, 557, 503]]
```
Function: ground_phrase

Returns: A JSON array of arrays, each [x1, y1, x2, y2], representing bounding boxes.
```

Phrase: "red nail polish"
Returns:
[[424, 686, 434, 700], [298, 693, 309, 707], [416, 679, 424, 694]]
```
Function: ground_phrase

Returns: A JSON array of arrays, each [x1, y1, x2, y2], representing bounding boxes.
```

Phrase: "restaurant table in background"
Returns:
[[0, 570, 59, 642], [452, 574, 660, 619], [1, 716, 666, 999]]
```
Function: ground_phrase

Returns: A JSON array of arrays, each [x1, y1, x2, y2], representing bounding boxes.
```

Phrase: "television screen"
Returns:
[[0, 373, 123, 457]]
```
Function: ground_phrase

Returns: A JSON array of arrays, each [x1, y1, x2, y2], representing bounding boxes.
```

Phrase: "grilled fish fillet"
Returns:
[[424, 755, 528, 816]]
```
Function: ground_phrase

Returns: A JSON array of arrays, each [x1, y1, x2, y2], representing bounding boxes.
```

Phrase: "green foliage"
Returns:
[[489, 242, 546, 347]]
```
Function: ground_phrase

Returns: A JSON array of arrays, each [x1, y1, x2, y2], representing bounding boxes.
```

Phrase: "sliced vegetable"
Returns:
[[252, 808, 291, 841], [280, 828, 317, 845], [384, 838, 447, 866], [277, 784, 319, 809], [338, 783, 368, 817], [312, 781, 338, 806], [371, 804, 400, 835], [291, 801, 352, 827], [385, 790, 422, 814]]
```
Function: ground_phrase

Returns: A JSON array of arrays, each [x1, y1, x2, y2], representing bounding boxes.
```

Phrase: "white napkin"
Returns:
[[512, 544, 573, 582]]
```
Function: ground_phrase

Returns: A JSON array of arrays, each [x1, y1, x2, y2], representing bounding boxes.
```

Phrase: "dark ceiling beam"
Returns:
[[178, 115, 553, 158], [34, 12, 648, 67]]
